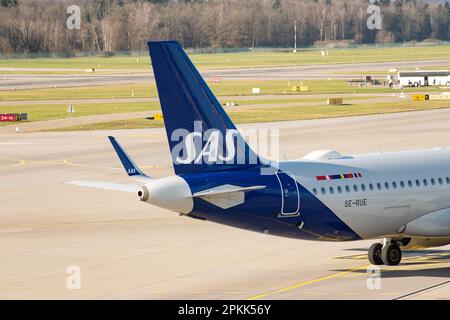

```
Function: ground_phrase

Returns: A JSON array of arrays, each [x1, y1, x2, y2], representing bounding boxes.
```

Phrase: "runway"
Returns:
[[2, 59, 450, 90], [1, 109, 450, 299]]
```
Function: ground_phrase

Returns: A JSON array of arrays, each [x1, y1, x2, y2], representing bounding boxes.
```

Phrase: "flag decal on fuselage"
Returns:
[[316, 173, 363, 181]]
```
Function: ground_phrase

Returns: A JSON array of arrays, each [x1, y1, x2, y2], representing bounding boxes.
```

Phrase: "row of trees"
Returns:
[[0, 0, 449, 54]]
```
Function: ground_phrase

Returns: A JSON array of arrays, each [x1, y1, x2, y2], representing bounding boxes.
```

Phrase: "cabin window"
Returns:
[[313, 188, 318, 195], [377, 183, 382, 190], [369, 183, 374, 191], [353, 185, 359, 192], [416, 180, 421, 187], [423, 179, 428, 186], [446, 177, 450, 184], [337, 186, 343, 194], [345, 185, 351, 193], [361, 184, 366, 192], [321, 187, 326, 195], [329, 187, 334, 194], [438, 178, 443, 185], [385, 182, 390, 190], [392, 182, 397, 189], [431, 178, 436, 186], [400, 181, 405, 188], [408, 180, 413, 188]]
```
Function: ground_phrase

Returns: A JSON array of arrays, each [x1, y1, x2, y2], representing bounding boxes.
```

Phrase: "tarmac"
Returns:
[[2, 59, 450, 90]]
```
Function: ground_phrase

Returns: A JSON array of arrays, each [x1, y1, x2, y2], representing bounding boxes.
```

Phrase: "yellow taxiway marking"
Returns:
[[246, 264, 370, 300], [141, 165, 168, 170], [63, 159, 166, 171], [63, 159, 121, 171], [247, 251, 450, 300], [336, 251, 450, 263], [334, 253, 368, 260], [412, 251, 450, 262], [1, 157, 73, 168], [0, 157, 27, 168], [12, 159, 26, 167], [0, 154, 168, 172]]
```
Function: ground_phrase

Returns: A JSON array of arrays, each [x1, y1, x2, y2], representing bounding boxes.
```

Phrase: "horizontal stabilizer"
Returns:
[[67, 180, 140, 193]]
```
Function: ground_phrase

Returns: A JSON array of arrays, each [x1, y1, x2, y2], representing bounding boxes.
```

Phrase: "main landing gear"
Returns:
[[368, 240, 402, 266]]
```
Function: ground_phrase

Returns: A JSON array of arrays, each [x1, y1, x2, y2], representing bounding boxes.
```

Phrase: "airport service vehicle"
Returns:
[[398, 70, 450, 87], [69, 41, 450, 266]]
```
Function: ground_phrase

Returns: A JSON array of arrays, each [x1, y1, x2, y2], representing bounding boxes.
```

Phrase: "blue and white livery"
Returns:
[[69, 41, 450, 266]]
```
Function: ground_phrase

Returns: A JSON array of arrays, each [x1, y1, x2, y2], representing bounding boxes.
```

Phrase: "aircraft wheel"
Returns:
[[368, 243, 384, 265], [382, 243, 402, 266]]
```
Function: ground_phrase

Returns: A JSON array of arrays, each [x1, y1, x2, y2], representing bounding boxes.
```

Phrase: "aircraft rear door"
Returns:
[[276, 172, 300, 217]]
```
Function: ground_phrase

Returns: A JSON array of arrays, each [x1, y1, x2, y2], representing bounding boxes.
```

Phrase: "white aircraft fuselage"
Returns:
[[285, 148, 450, 244]]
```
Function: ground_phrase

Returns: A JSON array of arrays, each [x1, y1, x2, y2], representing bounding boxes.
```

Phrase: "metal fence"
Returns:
[[1, 40, 449, 59]]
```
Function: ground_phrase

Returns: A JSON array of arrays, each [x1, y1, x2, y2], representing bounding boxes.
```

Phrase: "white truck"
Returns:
[[398, 71, 450, 87]]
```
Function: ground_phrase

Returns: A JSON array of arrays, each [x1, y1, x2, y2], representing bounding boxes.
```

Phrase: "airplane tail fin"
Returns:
[[148, 41, 260, 175]]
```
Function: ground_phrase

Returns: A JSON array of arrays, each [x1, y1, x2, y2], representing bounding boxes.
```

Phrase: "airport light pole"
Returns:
[[293, 19, 297, 53]]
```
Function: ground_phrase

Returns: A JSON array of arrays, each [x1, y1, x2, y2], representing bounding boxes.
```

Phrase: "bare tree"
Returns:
[[0, 0, 448, 55]]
